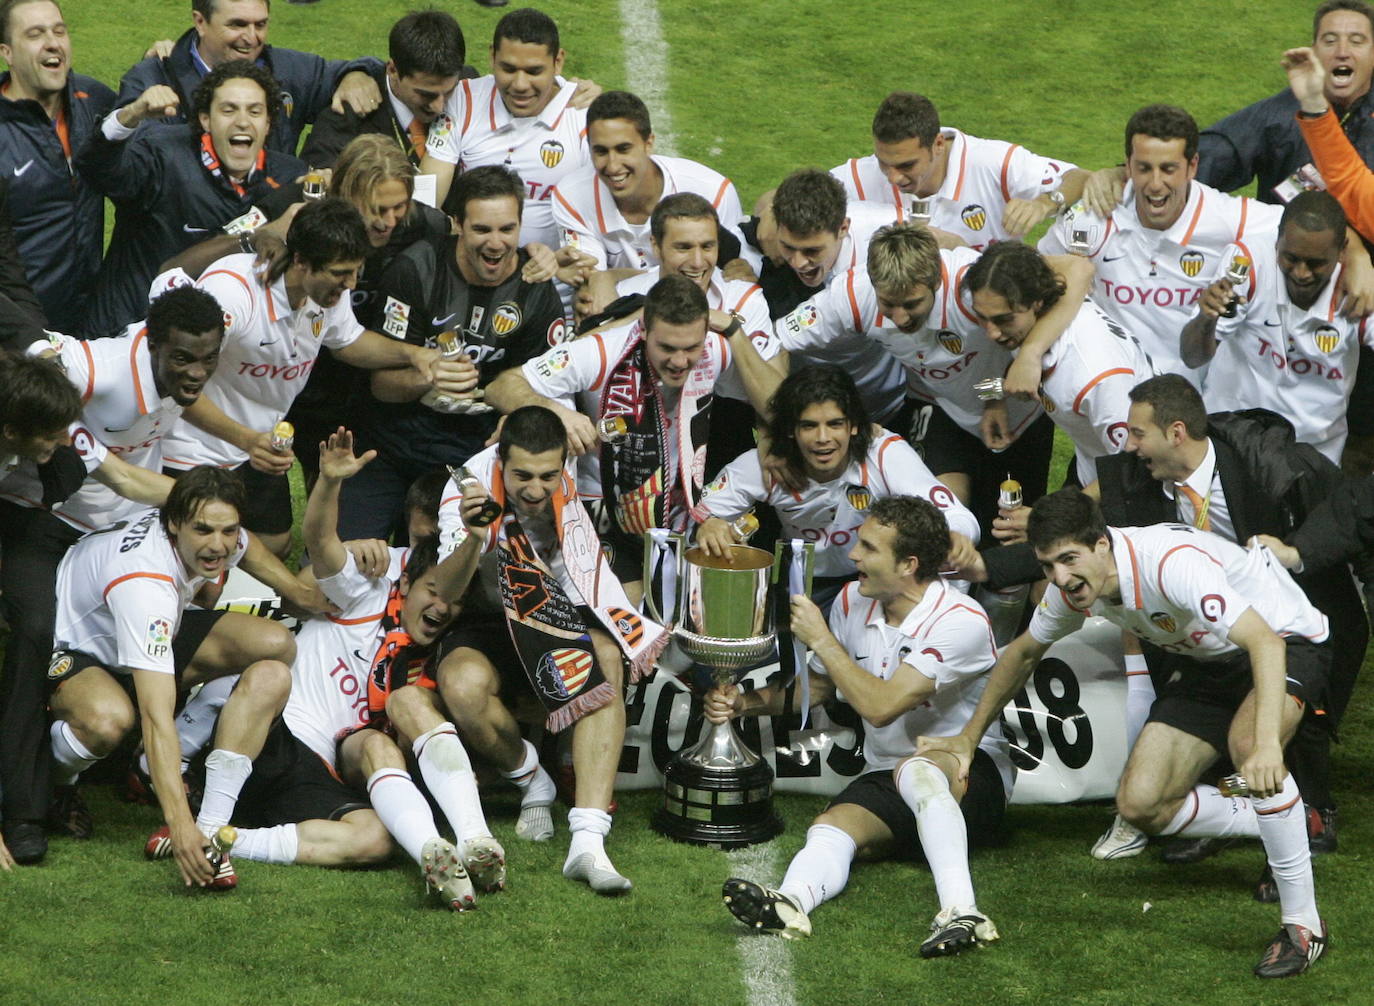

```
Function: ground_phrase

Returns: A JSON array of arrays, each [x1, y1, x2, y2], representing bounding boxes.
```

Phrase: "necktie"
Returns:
[[407, 118, 426, 160], [1178, 483, 1211, 532]]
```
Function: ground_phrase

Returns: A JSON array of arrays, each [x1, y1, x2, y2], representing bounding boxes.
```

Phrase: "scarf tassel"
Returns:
[[546, 680, 616, 733]]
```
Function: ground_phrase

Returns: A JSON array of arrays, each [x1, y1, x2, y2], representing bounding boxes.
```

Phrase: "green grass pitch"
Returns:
[[3, 2, 1372, 1004]]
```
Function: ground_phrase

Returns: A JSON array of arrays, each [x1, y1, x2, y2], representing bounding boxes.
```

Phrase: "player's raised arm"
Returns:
[[303, 428, 378, 581]]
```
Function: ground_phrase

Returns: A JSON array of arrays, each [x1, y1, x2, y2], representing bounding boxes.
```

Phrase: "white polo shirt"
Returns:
[[819, 578, 1012, 793], [52, 508, 248, 675], [286, 547, 407, 766], [833, 127, 1077, 250], [426, 77, 590, 247], [701, 429, 978, 577], [551, 154, 744, 270], [161, 254, 365, 469], [1033, 301, 1156, 486], [1029, 524, 1328, 659], [1207, 243, 1372, 463], [27, 326, 185, 530], [1039, 182, 1282, 382]]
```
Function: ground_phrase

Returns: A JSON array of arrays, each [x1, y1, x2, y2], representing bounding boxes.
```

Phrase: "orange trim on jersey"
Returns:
[[848, 159, 866, 200], [328, 609, 385, 626], [591, 333, 609, 390], [1235, 196, 1249, 242], [875, 434, 901, 481], [730, 284, 761, 315], [487, 86, 499, 131], [54, 105, 71, 160], [949, 135, 968, 201], [845, 271, 864, 331], [1155, 543, 1223, 597], [1120, 532, 1143, 609], [201, 268, 256, 317], [1177, 189, 1207, 247], [129, 328, 151, 415], [78, 339, 95, 402], [840, 584, 852, 616], [1327, 273, 1343, 322], [458, 79, 475, 136], [103, 571, 176, 600], [552, 186, 590, 230], [998, 144, 1019, 202], [951, 261, 979, 324], [710, 178, 731, 210], [1089, 218, 1115, 259], [592, 180, 612, 234], [1072, 368, 1133, 415]]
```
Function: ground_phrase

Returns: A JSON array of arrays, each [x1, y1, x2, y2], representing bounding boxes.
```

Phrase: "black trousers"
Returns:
[[0, 501, 80, 825]]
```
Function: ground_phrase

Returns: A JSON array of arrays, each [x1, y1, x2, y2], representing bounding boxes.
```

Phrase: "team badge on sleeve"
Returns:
[[383, 297, 411, 339], [1313, 325, 1340, 354], [222, 207, 268, 235], [492, 303, 522, 336], [430, 114, 455, 144], [535, 348, 571, 378], [540, 140, 565, 168], [1149, 611, 1178, 634], [1179, 251, 1205, 278], [783, 303, 819, 335], [145, 617, 172, 659], [705, 471, 729, 495], [47, 653, 73, 681], [960, 204, 987, 231], [845, 484, 873, 511]]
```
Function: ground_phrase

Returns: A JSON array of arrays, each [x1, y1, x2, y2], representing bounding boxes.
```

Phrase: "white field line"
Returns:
[[617, 0, 676, 154], [726, 842, 800, 1006]]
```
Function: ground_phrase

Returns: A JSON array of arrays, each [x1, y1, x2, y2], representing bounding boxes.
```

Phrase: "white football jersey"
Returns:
[[1040, 182, 1282, 382], [285, 548, 407, 765], [833, 127, 1077, 250], [520, 318, 736, 509], [616, 265, 780, 403], [1029, 524, 1328, 659], [776, 247, 1041, 437], [701, 429, 978, 577], [52, 509, 248, 675], [1207, 243, 1372, 463], [0, 419, 108, 530], [818, 579, 1011, 792], [1033, 301, 1157, 485], [551, 154, 744, 270], [28, 325, 186, 530], [425, 77, 590, 247], [161, 254, 364, 469]]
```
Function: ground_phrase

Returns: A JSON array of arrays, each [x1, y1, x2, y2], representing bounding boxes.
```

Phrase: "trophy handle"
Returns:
[[641, 530, 683, 626]]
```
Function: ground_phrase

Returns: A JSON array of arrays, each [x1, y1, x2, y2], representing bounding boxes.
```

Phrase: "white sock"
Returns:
[[413, 723, 490, 844], [779, 823, 856, 916], [566, 806, 612, 866], [1123, 655, 1154, 749], [367, 768, 440, 866], [1159, 784, 1260, 839], [177, 675, 237, 761], [504, 739, 557, 806], [50, 720, 100, 786], [231, 823, 299, 865], [1254, 774, 1321, 931], [896, 758, 975, 912], [196, 749, 254, 839]]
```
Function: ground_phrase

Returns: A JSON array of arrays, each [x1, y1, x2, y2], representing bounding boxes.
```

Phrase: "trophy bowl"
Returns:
[[644, 537, 794, 848]]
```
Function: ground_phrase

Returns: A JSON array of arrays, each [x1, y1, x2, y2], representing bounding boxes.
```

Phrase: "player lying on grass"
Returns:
[[715, 496, 1012, 958]]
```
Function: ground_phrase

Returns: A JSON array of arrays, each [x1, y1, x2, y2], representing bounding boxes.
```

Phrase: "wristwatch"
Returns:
[[723, 311, 746, 337]]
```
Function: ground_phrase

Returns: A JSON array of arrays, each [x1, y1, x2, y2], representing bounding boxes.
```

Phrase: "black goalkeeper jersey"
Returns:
[[358, 239, 566, 465]]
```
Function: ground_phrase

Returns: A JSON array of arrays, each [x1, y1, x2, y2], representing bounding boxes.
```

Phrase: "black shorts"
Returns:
[[826, 748, 1007, 861], [909, 402, 1053, 536], [234, 720, 368, 827], [47, 610, 228, 695], [434, 614, 526, 703], [231, 462, 295, 535], [1145, 636, 1332, 753]]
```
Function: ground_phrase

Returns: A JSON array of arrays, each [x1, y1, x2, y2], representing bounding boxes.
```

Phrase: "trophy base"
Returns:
[[651, 723, 783, 849]]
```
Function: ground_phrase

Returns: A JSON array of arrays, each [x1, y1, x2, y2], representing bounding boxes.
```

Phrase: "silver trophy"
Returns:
[[644, 533, 813, 847]]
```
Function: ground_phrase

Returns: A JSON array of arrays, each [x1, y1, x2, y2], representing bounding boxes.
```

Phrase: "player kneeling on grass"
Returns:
[[435, 405, 667, 895], [716, 496, 1012, 957], [47, 467, 299, 889], [920, 489, 1332, 979]]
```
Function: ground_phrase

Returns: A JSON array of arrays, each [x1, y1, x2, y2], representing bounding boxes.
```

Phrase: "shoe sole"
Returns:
[[463, 837, 507, 893], [722, 878, 810, 939], [422, 839, 476, 911]]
